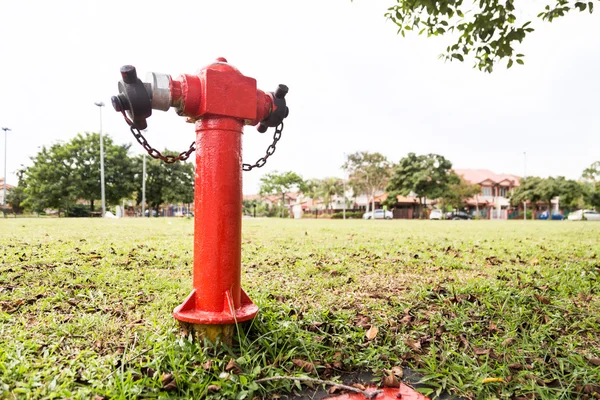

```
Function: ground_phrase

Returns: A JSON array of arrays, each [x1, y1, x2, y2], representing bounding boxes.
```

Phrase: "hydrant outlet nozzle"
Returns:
[[256, 83, 289, 133], [113, 65, 153, 130]]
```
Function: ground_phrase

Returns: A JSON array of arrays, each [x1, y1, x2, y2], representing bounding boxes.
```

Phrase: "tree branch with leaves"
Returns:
[[384, 0, 598, 72]]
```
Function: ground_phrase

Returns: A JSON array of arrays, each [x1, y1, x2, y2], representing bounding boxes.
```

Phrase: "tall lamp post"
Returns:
[[1, 127, 10, 215], [94, 102, 106, 217]]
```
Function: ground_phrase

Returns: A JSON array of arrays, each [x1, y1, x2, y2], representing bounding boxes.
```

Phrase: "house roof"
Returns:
[[0, 179, 14, 190], [453, 169, 520, 187], [374, 192, 431, 205]]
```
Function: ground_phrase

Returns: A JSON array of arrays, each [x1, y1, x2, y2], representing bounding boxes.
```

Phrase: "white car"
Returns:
[[363, 209, 393, 220], [429, 209, 443, 220], [567, 209, 600, 221]]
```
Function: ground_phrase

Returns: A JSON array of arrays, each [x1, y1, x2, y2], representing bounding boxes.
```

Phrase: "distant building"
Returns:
[[0, 178, 14, 206], [453, 169, 520, 219]]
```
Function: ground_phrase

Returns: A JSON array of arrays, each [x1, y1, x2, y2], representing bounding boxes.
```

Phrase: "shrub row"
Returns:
[[331, 211, 364, 219]]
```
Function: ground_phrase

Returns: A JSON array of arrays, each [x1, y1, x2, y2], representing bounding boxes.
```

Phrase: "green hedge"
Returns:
[[67, 204, 91, 217], [331, 211, 364, 219]]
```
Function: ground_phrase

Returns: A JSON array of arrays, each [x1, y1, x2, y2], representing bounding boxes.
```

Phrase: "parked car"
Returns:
[[567, 209, 600, 221], [429, 209, 443, 220], [446, 211, 472, 220], [538, 211, 565, 220], [363, 209, 393, 220]]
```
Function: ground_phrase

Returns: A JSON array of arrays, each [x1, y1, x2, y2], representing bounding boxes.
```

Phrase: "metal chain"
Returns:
[[242, 122, 284, 171], [120, 111, 283, 169], [121, 111, 194, 164]]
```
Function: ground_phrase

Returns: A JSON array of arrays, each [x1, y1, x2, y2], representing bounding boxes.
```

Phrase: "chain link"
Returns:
[[242, 122, 284, 171], [120, 111, 283, 169]]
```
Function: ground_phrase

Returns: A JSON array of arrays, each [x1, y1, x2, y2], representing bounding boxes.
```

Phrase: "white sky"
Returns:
[[1, 0, 598, 194]]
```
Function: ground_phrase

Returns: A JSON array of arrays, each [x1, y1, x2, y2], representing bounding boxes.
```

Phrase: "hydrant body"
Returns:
[[173, 117, 258, 327], [112, 58, 288, 343]]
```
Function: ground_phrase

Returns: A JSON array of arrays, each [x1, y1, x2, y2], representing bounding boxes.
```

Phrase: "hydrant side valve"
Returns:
[[112, 65, 153, 130], [258, 84, 289, 133]]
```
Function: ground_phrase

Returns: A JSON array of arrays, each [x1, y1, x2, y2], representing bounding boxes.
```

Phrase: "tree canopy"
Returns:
[[132, 154, 195, 212], [343, 152, 390, 214], [440, 172, 481, 210], [67, 133, 135, 211], [318, 177, 345, 210], [259, 171, 304, 217], [385, 0, 598, 72], [6, 170, 26, 215], [386, 153, 454, 216], [18, 133, 194, 215], [511, 176, 583, 216]]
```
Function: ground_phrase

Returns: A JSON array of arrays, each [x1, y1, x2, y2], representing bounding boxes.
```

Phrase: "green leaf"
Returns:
[[516, 54, 524, 57], [507, 59, 514, 69], [452, 53, 464, 62], [589, 2, 594, 13], [516, 59, 524, 65]]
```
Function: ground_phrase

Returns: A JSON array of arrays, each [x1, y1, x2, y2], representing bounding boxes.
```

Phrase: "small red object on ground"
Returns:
[[327, 384, 430, 400]]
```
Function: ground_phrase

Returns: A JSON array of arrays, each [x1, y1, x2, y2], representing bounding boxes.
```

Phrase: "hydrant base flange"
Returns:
[[173, 288, 258, 325]]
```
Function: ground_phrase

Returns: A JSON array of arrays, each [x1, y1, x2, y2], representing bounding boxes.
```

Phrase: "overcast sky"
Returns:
[[1, 0, 598, 194]]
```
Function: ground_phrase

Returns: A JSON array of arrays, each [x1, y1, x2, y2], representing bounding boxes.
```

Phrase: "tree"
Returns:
[[384, 0, 598, 72], [536, 177, 562, 218], [67, 133, 135, 211], [259, 171, 304, 218], [555, 177, 583, 210], [511, 176, 543, 215], [512, 176, 580, 219], [318, 177, 345, 211], [386, 153, 454, 218], [582, 161, 600, 182], [22, 143, 79, 216], [6, 169, 27, 214], [441, 173, 481, 211], [584, 183, 600, 210], [132, 153, 195, 214], [343, 152, 390, 218], [299, 178, 324, 217], [580, 161, 600, 209], [21, 133, 136, 216]]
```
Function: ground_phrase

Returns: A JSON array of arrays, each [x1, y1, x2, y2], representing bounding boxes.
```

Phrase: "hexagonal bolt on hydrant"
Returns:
[[111, 58, 289, 345]]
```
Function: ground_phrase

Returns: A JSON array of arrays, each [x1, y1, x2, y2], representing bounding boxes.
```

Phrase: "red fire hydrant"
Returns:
[[111, 58, 289, 343]]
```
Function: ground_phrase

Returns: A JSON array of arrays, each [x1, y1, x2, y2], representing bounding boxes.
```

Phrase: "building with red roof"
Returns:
[[453, 169, 521, 219]]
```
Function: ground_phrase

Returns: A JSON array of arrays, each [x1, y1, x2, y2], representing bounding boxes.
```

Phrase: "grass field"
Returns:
[[1, 218, 599, 399]]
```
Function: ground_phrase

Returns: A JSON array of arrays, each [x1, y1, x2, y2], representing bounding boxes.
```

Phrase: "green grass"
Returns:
[[1, 218, 599, 399]]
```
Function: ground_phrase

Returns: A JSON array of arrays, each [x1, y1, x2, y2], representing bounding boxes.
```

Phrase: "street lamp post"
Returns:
[[94, 102, 106, 217], [1, 127, 10, 216]]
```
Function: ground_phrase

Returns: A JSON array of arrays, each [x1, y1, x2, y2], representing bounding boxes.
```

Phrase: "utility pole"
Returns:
[[523, 151, 527, 221], [1, 127, 10, 217], [142, 153, 146, 217], [94, 102, 106, 217]]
